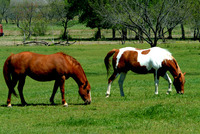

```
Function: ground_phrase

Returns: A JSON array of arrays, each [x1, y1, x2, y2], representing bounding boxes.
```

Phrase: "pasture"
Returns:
[[0, 42, 199, 133]]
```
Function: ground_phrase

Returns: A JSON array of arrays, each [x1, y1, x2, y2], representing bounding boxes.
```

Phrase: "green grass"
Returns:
[[0, 43, 200, 133]]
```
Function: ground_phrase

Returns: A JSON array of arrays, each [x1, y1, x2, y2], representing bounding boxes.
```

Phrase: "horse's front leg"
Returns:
[[106, 72, 119, 98], [59, 76, 68, 107], [50, 80, 59, 105], [154, 70, 159, 95], [162, 73, 172, 94], [18, 76, 27, 106]]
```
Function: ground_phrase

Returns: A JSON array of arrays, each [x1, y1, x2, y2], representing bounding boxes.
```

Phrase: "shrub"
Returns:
[[32, 20, 48, 36]]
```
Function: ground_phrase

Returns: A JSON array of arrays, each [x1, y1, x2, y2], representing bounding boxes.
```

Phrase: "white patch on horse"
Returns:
[[137, 47, 173, 70], [89, 90, 92, 101], [116, 47, 136, 69], [116, 47, 172, 70]]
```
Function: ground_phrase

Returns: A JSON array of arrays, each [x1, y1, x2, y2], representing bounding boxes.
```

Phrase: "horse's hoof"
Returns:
[[105, 94, 110, 98], [50, 101, 55, 105], [7, 104, 12, 108], [63, 103, 68, 107], [166, 91, 170, 95]]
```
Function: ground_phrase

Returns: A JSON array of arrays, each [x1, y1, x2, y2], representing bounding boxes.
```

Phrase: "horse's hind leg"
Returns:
[[7, 76, 18, 107], [50, 80, 59, 105], [162, 73, 172, 94], [118, 72, 127, 96], [18, 76, 27, 106], [106, 71, 119, 98]]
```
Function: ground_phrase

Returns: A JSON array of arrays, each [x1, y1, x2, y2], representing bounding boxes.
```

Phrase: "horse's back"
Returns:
[[116, 47, 173, 73], [7, 52, 69, 78]]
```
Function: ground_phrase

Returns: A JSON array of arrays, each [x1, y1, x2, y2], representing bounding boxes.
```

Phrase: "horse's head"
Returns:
[[79, 81, 91, 105], [173, 72, 186, 94]]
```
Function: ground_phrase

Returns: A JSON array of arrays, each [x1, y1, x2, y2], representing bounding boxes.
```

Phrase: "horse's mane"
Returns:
[[57, 52, 81, 66]]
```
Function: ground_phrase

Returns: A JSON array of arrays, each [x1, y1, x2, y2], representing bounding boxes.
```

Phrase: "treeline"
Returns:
[[0, 0, 200, 46]]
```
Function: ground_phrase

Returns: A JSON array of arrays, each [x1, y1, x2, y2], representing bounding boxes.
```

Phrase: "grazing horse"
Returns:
[[3, 52, 91, 107], [104, 47, 186, 97]]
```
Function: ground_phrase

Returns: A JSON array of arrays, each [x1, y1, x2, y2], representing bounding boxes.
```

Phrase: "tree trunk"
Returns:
[[194, 28, 197, 40], [152, 32, 158, 47], [161, 28, 165, 43], [95, 27, 101, 40], [122, 28, 127, 40], [112, 28, 116, 40], [181, 24, 185, 40], [138, 28, 143, 43], [63, 18, 69, 41], [167, 28, 173, 39], [5, 17, 8, 24]]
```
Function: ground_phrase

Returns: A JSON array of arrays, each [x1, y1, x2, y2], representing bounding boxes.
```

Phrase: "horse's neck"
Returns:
[[167, 58, 181, 77], [71, 68, 87, 87]]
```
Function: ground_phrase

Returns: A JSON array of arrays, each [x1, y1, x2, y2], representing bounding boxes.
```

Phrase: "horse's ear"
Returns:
[[183, 72, 186, 76], [175, 73, 181, 79]]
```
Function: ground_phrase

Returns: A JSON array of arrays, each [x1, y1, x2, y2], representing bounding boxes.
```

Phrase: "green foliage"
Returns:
[[92, 0, 192, 46], [189, 0, 200, 28], [0, 0, 10, 22], [0, 43, 200, 133], [32, 20, 48, 36]]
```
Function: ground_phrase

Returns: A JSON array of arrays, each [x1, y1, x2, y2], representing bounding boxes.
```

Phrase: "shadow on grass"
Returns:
[[0, 103, 85, 107]]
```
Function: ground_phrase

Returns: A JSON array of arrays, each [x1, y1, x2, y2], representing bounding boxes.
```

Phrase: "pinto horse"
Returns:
[[3, 52, 91, 107], [104, 47, 185, 97]]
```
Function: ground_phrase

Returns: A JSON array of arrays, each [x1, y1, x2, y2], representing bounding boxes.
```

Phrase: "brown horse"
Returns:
[[104, 47, 186, 97], [3, 52, 91, 107]]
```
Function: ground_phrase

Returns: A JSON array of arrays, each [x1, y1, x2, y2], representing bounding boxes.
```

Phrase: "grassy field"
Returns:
[[0, 42, 199, 133]]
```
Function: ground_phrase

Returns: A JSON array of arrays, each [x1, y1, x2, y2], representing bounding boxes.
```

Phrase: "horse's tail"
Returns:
[[3, 54, 17, 97], [104, 49, 117, 76]]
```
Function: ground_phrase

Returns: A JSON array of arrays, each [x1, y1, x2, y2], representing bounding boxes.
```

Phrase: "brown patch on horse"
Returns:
[[117, 51, 150, 73], [141, 49, 150, 55]]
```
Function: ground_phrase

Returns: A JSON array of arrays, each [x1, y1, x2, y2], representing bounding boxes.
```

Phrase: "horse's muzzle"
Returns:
[[84, 100, 91, 105]]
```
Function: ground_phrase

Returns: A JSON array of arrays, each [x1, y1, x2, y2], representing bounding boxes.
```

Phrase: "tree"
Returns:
[[189, 0, 200, 41], [79, 0, 104, 40], [0, 0, 10, 23], [49, 0, 79, 41], [12, 1, 38, 42], [93, 0, 190, 47]]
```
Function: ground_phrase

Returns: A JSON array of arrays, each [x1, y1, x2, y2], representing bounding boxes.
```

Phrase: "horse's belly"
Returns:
[[130, 66, 154, 74], [27, 70, 59, 81], [28, 74, 55, 81]]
